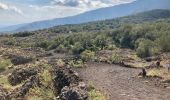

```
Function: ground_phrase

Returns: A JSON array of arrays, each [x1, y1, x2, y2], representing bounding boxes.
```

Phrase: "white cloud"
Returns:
[[51, 0, 111, 9], [28, 4, 85, 20], [0, 0, 135, 26], [0, 2, 23, 14], [51, 0, 135, 8]]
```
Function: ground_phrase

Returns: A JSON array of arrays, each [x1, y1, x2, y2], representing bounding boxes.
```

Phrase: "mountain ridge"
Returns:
[[1, 0, 170, 33]]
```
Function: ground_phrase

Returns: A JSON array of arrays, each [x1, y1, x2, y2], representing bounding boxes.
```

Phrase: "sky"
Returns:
[[0, 0, 135, 26]]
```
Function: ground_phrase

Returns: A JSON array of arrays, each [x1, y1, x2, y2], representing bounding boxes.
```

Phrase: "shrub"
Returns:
[[27, 87, 54, 100], [110, 53, 123, 64], [68, 60, 84, 68], [120, 33, 133, 48], [56, 59, 66, 67], [40, 70, 52, 87], [88, 82, 107, 100], [72, 42, 84, 54], [48, 35, 65, 50], [136, 39, 159, 58], [13, 31, 35, 37], [156, 35, 170, 52], [35, 40, 51, 49], [3, 39, 16, 46], [55, 45, 68, 53], [94, 34, 111, 50], [81, 50, 96, 62]]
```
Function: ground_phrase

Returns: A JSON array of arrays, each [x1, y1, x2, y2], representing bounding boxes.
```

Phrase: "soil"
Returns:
[[75, 62, 170, 100]]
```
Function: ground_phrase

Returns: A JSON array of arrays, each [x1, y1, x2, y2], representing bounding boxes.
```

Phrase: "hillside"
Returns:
[[0, 7, 170, 100], [46, 9, 170, 33], [2, 9, 170, 57], [1, 0, 170, 32]]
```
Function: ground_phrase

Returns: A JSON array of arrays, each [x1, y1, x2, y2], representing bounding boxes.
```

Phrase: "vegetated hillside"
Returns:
[[1, 0, 170, 32], [10, 9, 170, 37], [46, 9, 170, 33], [1, 7, 170, 100], [2, 10, 170, 59]]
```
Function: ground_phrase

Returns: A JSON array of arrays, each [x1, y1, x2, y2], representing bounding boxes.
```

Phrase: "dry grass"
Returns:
[[147, 68, 170, 80], [88, 82, 108, 100], [0, 57, 12, 71], [0, 75, 23, 91], [26, 87, 55, 100], [89, 89, 107, 100]]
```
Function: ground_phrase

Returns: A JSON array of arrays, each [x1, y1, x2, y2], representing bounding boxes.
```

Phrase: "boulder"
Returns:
[[59, 82, 88, 100], [9, 76, 40, 99], [10, 55, 33, 65], [138, 68, 147, 77], [53, 67, 80, 94], [8, 68, 38, 86]]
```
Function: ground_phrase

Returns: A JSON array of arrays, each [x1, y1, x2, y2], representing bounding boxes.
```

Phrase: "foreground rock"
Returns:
[[9, 76, 40, 99], [59, 82, 88, 100], [9, 55, 33, 65], [53, 67, 88, 100], [1, 76, 40, 100], [8, 67, 38, 86], [53, 67, 80, 94]]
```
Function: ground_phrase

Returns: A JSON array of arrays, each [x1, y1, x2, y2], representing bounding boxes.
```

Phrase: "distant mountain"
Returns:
[[42, 9, 170, 34], [1, 0, 170, 32]]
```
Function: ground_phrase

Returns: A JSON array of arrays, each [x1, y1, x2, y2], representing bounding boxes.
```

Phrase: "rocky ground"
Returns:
[[76, 62, 170, 100], [0, 45, 170, 100]]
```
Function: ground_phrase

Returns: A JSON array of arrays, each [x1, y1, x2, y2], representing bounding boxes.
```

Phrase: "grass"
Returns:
[[68, 59, 84, 68], [147, 68, 170, 80], [147, 69, 161, 77], [0, 57, 12, 71], [26, 69, 54, 100], [88, 82, 107, 100], [40, 69, 52, 87], [110, 53, 123, 64], [56, 59, 65, 67], [89, 89, 107, 100], [81, 50, 96, 61], [0, 75, 22, 90], [0, 75, 11, 89], [26, 87, 55, 100]]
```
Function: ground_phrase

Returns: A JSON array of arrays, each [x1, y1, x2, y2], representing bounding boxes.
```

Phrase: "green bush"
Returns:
[[110, 53, 123, 64], [3, 39, 16, 46], [72, 42, 84, 54], [136, 39, 159, 58], [48, 35, 65, 50], [88, 82, 107, 100], [35, 40, 50, 49], [68, 59, 84, 68], [156, 35, 170, 52], [13, 31, 35, 37], [81, 50, 96, 62], [94, 34, 112, 50], [55, 45, 68, 53]]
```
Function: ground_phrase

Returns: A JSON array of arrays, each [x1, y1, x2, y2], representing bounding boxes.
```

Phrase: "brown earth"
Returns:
[[75, 62, 170, 100]]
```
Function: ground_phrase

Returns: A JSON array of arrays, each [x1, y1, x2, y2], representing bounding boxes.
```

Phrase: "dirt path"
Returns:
[[46, 50, 75, 60], [75, 62, 170, 100]]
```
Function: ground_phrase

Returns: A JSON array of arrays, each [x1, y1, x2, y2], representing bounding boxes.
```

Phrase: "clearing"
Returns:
[[76, 62, 170, 100]]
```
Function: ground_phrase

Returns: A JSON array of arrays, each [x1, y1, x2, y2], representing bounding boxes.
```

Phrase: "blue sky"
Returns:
[[0, 0, 134, 26]]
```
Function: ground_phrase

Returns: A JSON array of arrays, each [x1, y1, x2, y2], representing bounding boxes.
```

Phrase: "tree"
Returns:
[[156, 35, 170, 52], [136, 39, 159, 58], [72, 42, 84, 54]]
